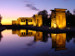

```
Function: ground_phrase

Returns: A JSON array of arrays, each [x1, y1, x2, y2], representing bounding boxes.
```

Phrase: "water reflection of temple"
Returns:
[[51, 33, 66, 51], [12, 29, 48, 42], [12, 30, 36, 37]]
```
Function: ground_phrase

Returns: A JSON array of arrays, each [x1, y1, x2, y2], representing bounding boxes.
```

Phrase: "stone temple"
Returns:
[[51, 8, 67, 29]]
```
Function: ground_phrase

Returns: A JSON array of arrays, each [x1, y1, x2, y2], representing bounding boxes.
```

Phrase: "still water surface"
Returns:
[[0, 29, 75, 56]]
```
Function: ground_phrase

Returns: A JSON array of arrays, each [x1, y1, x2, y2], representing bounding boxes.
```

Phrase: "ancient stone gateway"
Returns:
[[51, 8, 67, 29]]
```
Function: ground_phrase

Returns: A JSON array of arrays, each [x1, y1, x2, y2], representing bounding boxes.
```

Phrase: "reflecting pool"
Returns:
[[0, 29, 75, 56]]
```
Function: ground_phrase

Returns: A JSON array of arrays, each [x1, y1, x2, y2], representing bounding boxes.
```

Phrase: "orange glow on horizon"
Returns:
[[1, 17, 17, 25], [1, 14, 34, 25], [1, 20, 12, 25]]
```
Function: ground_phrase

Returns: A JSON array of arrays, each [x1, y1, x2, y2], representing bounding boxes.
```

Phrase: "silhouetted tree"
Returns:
[[66, 10, 72, 15], [38, 10, 48, 26], [66, 10, 73, 27], [73, 9, 75, 15], [66, 10, 75, 27], [48, 14, 51, 27]]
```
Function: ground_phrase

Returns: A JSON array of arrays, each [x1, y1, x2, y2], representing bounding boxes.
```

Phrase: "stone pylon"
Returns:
[[51, 8, 67, 29]]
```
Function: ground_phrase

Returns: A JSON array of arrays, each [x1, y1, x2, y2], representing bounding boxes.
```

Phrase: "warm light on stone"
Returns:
[[54, 23, 57, 28], [51, 8, 67, 29], [12, 15, 43, 27]]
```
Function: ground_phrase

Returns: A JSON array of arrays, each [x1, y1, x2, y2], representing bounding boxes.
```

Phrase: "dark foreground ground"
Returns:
[[0, 25, 75, 33]]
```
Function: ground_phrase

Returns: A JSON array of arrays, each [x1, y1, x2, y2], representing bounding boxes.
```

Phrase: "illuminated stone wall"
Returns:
[[12, 15, 43, 27], [12, 21, 17, 25], [33, 15, 43, 27], [17, 17, 34, 25], [51, 33, 66, 51], [51, 8, 67, 29]]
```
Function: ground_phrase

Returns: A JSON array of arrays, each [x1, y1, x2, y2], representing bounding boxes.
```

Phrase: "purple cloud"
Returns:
[[24, 0, 39, 11], [26, 4, 39, 11]]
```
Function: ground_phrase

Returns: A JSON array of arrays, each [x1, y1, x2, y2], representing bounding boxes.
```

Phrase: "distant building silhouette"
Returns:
[[12, 15, 43, 27], [51, 8, 67, 29]]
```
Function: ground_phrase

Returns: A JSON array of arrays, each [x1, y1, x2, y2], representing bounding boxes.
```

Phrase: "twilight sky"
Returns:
[[0, 0, 75, 25]]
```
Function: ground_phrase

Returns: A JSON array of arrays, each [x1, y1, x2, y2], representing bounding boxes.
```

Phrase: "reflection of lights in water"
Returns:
[[12, 29, 43, 42], [48, 34, 50, 37], [49, 27, 51, 29], [51, 33, 66, 51]]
